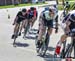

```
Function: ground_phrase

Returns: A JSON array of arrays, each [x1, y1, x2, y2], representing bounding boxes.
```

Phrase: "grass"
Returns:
[[0, 3, 47, 9], [58, 0, 75, 2], [58, 1, 75, 10], [68, 0, 75, 1]]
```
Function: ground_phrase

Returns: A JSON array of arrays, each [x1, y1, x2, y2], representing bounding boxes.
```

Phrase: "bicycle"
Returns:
[[35, 27, 50, 57], [54, 29, 75, 60], [23, 18, 37, 39]]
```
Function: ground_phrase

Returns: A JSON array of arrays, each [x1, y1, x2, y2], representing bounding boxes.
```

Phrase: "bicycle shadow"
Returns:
[[43, 53, 62, 61], [47, 46, 55, 51], [13, 42, 29, 47], [44, 53, 54, 58]]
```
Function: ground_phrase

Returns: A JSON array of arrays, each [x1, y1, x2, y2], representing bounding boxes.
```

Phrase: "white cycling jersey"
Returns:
[[44, 11, 51, 20], [61, 10, 75, 30], [43, 10, 56, 21]]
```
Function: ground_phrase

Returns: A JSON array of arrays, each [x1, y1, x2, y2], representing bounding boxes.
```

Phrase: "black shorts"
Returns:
[[68, 19, 75, 30], [16, 19, 23, 24], [43, 19, 53, 28]]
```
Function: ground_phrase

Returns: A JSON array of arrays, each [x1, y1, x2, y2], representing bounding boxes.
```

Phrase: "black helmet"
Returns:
[[22, 8, 26, 12], [66, 1, 69, 4], [30, 7, 34, 11], [70, 14, 75, 22]]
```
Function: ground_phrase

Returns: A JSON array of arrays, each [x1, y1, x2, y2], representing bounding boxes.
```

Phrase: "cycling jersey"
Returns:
[[28, 9, 37, 19], [16, 11, 28, 23], [43, 10, 53, 21], [62, 11, 75, 31], [62, 14, 70, 23], [39, 10, 54, 28]]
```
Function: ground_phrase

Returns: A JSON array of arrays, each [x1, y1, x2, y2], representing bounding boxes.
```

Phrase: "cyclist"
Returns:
[[55, 10, 75, 55], [36, 7, 58, 48], [27, 7, 38, 29], [12, 8, 28, 39]]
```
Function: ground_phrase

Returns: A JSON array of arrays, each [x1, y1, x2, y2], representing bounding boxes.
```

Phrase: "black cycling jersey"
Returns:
[[16, 11, 28, 23], [63, 13, 75, 30], [69, 20, 75, 30], [62, 14, 70, 23], [17, 11, 27, 21]]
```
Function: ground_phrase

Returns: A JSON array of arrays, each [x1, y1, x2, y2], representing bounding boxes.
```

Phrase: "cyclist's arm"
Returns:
[[39, 13, 44, 26], [13, 16, 18, 25], [62, 14, 70, 23], [65, 20, 71, 33], [55, 15, 58, 33], [13, 11, 22, 25]]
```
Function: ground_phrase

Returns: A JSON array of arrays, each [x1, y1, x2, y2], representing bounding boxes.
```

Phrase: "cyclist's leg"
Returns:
[[24, 19, 28, 28], [55, 34, 68, 54], [44, 20, 53, 46], [29, 19, 32, 29], [29, 17, 36, 29], [37, 25, 46, 43], [37, 19, 46, 48], [47, 27, 53, 41], [12, 22, 20, 39], [19, 19, 28, 36], [32, 17, 37, 27]]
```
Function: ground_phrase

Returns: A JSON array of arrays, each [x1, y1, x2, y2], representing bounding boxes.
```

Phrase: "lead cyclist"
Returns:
[[36, 6, 58, 48]]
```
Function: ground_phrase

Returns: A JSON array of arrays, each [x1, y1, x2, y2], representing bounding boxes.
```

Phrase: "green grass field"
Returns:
[[58, 1, 75, 10]]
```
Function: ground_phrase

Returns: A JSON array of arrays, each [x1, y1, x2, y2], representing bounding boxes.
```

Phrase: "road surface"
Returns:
[[0, 6, 75, 61]]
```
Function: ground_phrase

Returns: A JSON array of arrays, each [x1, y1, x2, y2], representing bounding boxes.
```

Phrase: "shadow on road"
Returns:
[[43, 53, 62, 61], [12, 42, 29, 47], [47, 46, 55, 51], [44, 53, 54, 58]]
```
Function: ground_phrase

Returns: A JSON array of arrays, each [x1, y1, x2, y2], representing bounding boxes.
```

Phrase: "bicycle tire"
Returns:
[[39, 33, 49, 57], [60, 41, 67, 58], [39, 42, 46, 57]]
